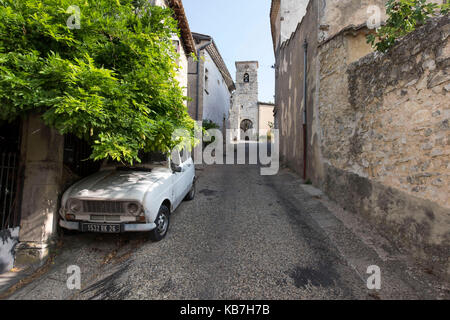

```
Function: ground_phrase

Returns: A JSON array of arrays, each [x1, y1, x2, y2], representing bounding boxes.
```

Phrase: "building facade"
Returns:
[[271, 0, 450, 277], [0, 0, 196, 272], [229, 61, 275, 141], [258, 102, 276, 137], [187, 33, 235, 130], [229, 61, 259, 141]]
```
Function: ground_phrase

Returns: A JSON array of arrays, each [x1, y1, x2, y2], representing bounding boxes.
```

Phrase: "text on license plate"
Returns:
[[82, 223, 121, 233]]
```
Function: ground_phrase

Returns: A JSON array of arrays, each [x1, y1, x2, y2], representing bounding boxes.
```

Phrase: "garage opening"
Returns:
[[63, 134, 101, 187]]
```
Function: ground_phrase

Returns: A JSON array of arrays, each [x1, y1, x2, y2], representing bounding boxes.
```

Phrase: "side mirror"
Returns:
[[171, 163, 182, 173]]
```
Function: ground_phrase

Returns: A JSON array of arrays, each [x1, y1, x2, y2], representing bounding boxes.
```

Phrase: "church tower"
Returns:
[[229, 61, 259, 141]]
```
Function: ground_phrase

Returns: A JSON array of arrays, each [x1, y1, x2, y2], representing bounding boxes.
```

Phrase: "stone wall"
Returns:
[[273, 0, 450, 277], [319, 16, 450, 277], [15, 114, 64, 267], [275, 0, 319, 179], [230, 62, 259, 140], [318, 0, 387, 41]]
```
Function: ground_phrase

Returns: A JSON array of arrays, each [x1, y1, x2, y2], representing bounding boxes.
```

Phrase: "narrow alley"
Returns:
[[4, 148, 448, 300]]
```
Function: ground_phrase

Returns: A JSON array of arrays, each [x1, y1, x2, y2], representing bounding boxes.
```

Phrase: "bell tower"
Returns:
[[229, 61, 259, 141]]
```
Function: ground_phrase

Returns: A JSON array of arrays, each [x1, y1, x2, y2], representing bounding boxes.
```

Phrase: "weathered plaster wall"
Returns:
[[258, 104, 275, 134], [272, 0, 282, 52], [153, 0, 189, 103], [187, 49, 205, 121], [276, 0, 318, 178], [202, 50, 232, 129], [274, 0, 450, 276], [319, 16, 450, 276], [319, 0, 387, 41], [15, 114, 64, 267], [176, 38, 189, 101], [318, 0, 445, 42], [279, 0, 309, 46]]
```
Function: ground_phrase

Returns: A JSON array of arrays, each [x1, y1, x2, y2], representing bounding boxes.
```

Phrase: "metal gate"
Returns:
[[0, 121, 21, 231]]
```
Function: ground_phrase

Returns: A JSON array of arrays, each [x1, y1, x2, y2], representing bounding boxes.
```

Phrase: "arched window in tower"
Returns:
[[243, 73, 250, 83], [240, 119, 253, 132]]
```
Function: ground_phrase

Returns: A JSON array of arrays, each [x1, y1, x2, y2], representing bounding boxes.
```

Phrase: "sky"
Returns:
[[183, 0, 275, 103]]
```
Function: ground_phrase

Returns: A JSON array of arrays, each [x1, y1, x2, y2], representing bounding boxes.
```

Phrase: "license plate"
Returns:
[[82, 223, 121, 233]]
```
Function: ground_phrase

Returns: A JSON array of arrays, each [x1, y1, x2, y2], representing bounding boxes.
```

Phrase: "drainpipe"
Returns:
[[302, 39, 308, 180], [196, 40, 212, 120]]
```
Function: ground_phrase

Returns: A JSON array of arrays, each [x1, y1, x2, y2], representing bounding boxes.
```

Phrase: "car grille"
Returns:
[[90, 215, 121, 222], [82, 201, 125, 214]]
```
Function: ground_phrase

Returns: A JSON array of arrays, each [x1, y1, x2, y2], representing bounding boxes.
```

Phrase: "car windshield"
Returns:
[[103, 151, 168, 171]]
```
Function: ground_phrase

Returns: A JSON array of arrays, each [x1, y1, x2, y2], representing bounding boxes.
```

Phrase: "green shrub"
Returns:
[[202, 119, 220, 145], [0, 0, 195, 164], [367, 0, 449, 53], [202, 119, 220, 131]]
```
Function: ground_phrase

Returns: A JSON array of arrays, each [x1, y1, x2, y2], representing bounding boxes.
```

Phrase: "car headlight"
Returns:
[[126, 202, 141, 216], [68, 199, 82, 214]]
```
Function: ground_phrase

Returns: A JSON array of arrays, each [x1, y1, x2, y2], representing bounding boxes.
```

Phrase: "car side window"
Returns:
[[171, 150, 182, 166], [180, 148, 190, 164]]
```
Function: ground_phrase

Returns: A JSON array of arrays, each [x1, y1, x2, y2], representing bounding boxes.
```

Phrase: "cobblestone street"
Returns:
[[3, 155, 448, 300]]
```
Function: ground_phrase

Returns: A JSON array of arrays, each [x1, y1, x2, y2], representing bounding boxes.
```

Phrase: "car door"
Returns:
[[171, 150, 185, 208], [179, 150, 194, 196]]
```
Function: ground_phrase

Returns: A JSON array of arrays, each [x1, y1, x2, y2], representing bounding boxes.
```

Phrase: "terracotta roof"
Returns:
[[168, 0, 196, 55], [258, 102, 276, 106]]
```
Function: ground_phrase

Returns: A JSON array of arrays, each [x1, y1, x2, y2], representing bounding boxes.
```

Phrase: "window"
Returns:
[[240, 119, 254, 132], [172, 39, 180, 66], [244, 73, 250, 83], [205, 68, 209, 93]]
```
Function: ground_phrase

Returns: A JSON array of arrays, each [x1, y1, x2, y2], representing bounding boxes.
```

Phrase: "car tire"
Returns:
[[60, 225, 78, 237], [149, 205, 170, 242], [184, 181, 196, 201]]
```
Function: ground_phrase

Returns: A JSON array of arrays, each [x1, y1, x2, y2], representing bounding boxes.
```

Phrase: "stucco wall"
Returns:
[[258, 104, 275, 133], [280, 0, 309, 46], [276, 0, 318, 177], [319, 16, 450, 277], [173, 34, 189, 102], [187, 49, 205, 121], [318, 0, 445, 42], [319, 0, 387, 41], [153, 0, 189, 103], [202, 50, 232, 129]]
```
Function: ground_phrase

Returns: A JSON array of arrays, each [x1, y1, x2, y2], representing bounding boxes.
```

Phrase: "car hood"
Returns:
[[65, 169, 169, 203]]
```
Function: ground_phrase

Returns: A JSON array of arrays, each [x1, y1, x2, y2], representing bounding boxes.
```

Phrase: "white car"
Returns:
[[59, 150, 195, 241]]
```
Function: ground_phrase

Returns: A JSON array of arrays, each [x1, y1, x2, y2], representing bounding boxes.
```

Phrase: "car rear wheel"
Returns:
[[184, 181, 196, 201], [149, 205, 170, 242]]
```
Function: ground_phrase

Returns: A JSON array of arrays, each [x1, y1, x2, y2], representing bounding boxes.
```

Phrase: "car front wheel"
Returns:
[[184, 181, 196, 201], [149, 205, 170, 242]]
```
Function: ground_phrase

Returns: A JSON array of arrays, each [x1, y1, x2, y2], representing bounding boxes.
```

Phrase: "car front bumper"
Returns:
[[59, 219, 157, 232]]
